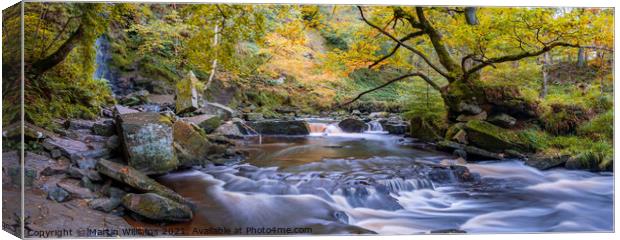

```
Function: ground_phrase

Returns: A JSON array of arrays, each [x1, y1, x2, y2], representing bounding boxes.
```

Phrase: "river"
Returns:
[[134, 120, 613, 235]]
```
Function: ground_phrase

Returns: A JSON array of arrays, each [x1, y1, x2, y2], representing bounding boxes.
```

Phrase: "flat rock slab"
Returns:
[[57, 179, 98, 199], [96, 159, 192, 208], [42, 137, 90, 157], [3, 189, 130, 237]]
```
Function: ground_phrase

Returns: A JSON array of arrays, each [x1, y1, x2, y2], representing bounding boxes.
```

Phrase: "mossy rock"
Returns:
[[409, 117, 443, 142], [173, 120, 214, 166], [122, 193, 193, 222], [542, 103, 592, 135], [445, 123, 465, 140], [182, 114, 222, 134], [175, 71, 199, 115], [464, 120, 534, 153]]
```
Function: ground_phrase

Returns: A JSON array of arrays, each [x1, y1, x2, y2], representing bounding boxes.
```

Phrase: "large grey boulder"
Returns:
[[122, 193, 193, 222], [116, 112, 178, 174]]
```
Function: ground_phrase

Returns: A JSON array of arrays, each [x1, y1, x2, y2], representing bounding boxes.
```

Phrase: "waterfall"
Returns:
[[366, 120, 384, 133], [93, 35, 121, 95], [308, 123, 344, 135]]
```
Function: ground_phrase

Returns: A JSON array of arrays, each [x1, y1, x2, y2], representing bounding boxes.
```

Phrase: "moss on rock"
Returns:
[[464, 120, 535, 153]]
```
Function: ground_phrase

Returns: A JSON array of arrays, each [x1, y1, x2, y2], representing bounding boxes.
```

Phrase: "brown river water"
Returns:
[[127, 120, 613, 236]]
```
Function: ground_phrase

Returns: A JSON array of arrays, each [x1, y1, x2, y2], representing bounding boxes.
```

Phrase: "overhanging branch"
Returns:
[[465, 42, 580, 76], [339, 72, 441, 107]]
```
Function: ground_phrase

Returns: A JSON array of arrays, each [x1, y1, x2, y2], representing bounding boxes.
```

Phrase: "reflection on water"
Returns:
[[146, 130, 613, 235]]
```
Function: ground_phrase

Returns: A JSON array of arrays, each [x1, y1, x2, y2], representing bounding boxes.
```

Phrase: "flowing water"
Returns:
[[142, 120, 613, 235]]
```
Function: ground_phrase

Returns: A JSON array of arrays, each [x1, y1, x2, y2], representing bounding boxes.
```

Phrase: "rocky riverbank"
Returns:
[[2, 71, 609, 236]]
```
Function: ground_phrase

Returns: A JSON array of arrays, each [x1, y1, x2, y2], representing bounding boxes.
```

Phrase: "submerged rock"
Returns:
[[175, 71, 200, 114], [96, 159, 192, 208], [338, 118, 367, 133], [117, 112, 178, 174], [122, 193, 193, 222], [248, 120, 310, 135]]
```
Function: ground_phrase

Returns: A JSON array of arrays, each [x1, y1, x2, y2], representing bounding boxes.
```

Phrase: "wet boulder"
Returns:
[[338, 118, 367, 133], [172, 120, 213, 166], [525, 152, 569, 170], [122, 193, 193, 222], [437, 140, 503, 160], [464, 120, 534, 153], [175, 71, 200, 114], [382, 122, 408, 135], [96, 159, 192, 208], [248, 120, 310, 135], [117, 112, 178, 174], [197, 102, 235, 121], [182, 114, 222, 134]]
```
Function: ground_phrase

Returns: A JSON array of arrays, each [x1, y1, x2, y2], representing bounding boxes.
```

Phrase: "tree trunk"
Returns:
[[205, 22, 219, 90], [577, 47, 586, 68], [540, 52, 550, 98], [30, 24, 84, 76]]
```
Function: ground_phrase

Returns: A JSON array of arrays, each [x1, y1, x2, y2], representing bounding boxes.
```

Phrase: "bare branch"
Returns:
[[357, 6, 452, 80], [339, 72, 441, 106]]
